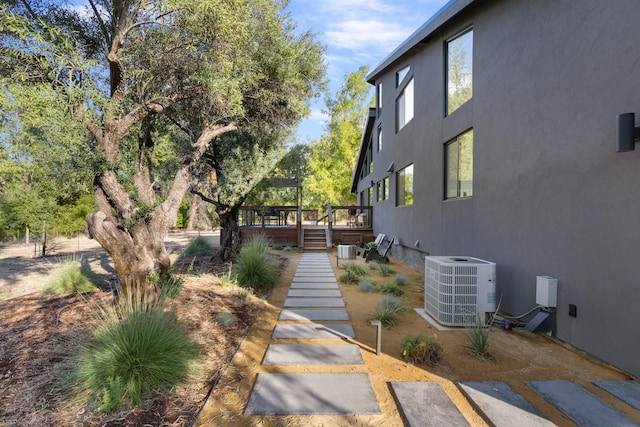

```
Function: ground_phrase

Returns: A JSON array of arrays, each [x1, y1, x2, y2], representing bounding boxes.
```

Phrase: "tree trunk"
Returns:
[[186, 194, 201, 231], [219, 206, 242, 261]]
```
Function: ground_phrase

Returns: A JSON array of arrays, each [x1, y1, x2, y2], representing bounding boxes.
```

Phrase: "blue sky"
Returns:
[[284, 0, 451, 142]]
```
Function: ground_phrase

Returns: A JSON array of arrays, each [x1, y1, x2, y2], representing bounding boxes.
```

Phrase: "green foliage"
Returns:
[[464, 298, 501, 356], [379, 264, 395, 276], [357, 280, 376, 293], [218, 266, 237, 287], [306, 66, 371, 207], [181, 236, 214, 258], [234, 289, 250, 300], [372, 295, 406, 327], [339, 270, 361, 284], [43, 258, 98, 295], [283, 246, 293, 252], [346, 261, 366, 277], [69, 292, 200, 412], [235, 236, 277, 291], [377, 282, 404, 296], [216, 312, 237, 327], [271, 243, 284, 250], [401, 333, 443, 366], [394, 275, 407, 286], [367, 261, 380, 270], [148, 271, 184, 299]]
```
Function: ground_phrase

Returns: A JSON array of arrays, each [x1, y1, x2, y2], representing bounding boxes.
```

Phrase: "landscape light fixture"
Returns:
[[616, 113, 640, 152]]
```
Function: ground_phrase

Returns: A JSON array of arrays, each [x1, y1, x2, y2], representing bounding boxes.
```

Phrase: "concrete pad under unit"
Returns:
[[279, 309, 350, 321], [287, 289, 342, 298], [290, 282, 339, 289], [460, 382, 553, 427], [244, 373, 380, 415], [390, 382, 470, 427], [263, 343, 363, 365], [272, 323, 355, 339], [526, 380, 639, 426], [593, 380, 640, 411], [284, 298, 345, 308]]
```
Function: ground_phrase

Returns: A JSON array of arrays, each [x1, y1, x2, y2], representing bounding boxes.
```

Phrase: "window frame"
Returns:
[[444, 129, 473, 200], [396, 77, 414, 132], [445, 26, 473, 116], [396, 164, 414, 206]]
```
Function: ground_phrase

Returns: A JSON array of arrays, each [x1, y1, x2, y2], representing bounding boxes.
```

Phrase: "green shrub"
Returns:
[[234, 289, 250, 300], [357, 280, 376, 293], [271, 243, 284, 250], [235, 236, 277, 291], [378, 282, 404, 296], [394, 275, 407, 286], [465, 298, 501, 356], [401, 333, 443, 366], [283, 246, 294, 252], [44, 258, 98, 295], [181, 236, 214, 258], [379, 264, 395, 276], [69, 292, 200, 412], [367, 261, 380, 270], [216, 312, 237, 327], [148, 271, 184, 298], [339, 270, 361, 284], [372, 295, 406, 327], [218, 265, 237, 287], [346, 261, 366, 276]]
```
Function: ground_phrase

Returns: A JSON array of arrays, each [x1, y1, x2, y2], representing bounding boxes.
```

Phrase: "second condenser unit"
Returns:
[[424, 256, 497, 326]]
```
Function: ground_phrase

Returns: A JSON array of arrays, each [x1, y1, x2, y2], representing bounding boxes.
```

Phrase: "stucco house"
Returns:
[[351, 0, 640, 377]]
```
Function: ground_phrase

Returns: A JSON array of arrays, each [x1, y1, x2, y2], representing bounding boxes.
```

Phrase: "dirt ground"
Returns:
[[0, 234, 637, 426]]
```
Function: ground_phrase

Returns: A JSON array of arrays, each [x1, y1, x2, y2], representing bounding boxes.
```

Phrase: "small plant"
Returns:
[[464, 298, 501, 357], [235, 236, 277, 291], [357, 280, 376, 293], [181, 236, 214, 258], [378, 282, 404, 296], [69, 289, 200, 412], [379, 264, 395, 276], [346, 261, 366, 276], [44, 258, 98, 295], [394, 275, 407, 286], [367, 261, 380, 270], [216, 312, 237, 327], [372, 295, 406, 327], [283, 246, 294, 252], [339, 270, 361, 284], [218, 265, 237, 287], [272, 243, 284, 250], [365, 241, 377, 248], [234, 289, 250, 300], [401, 333, 443, 366], [148, 271, 184, 298]]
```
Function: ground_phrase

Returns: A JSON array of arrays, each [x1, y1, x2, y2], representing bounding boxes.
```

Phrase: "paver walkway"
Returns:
[[244, 253, 381, 416], [243, 253, 640, 425]]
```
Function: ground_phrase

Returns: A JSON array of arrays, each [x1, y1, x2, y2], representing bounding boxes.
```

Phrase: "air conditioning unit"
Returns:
[[424, 256, 497, 326]]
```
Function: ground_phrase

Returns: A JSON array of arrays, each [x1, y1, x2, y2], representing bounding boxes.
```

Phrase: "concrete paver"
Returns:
[[390, 382, 470, 426], [272, 323, 355, 339], [283, 297, 344, 307], [263, 343, 364, 365], [287, 289, 342, 297], [290, 282, 339, 289], [460, 381, 553, 426], [593, 380, 640, 411], [244, 373, 381, 416], [278, 309, 350, 321], [526, 380, 640, 426]]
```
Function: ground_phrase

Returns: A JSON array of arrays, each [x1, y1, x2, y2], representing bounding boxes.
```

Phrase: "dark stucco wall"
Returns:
[[360, 0, 640, 377]]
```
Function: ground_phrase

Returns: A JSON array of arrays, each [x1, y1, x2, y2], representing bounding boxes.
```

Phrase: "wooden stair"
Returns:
[[301, 227, 329, 251]]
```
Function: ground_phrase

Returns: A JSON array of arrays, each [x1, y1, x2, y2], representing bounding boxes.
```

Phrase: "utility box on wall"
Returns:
[[536, 276, 558, 308]]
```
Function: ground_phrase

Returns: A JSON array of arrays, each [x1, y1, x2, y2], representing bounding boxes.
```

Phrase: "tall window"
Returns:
[[445, 129, 473, 199], [383, 176, 389, 200], [377, 82, 383, 114], [397, 77, 414, 131], [377, 125, 383, 152], [446, 27, 473, 115], [396, 164, 414, 206]]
